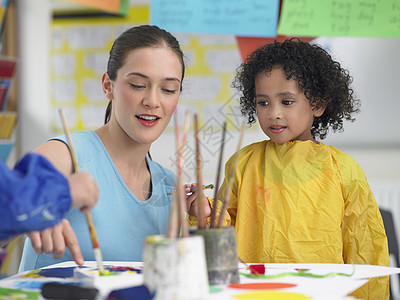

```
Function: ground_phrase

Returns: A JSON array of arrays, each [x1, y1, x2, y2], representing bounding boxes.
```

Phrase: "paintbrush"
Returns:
[[167, 195, 179, 239], [178, 111, 190, 237], [194, 114, 206, 229], [168, 110, 190, 238], [217, 121, 245, 228], [210, 121, 227, 228], [58, 108, 104, 275], [168, 110, 181, 238]]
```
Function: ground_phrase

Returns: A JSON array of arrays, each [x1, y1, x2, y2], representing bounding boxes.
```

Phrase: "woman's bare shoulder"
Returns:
[[33, 140, 73, 175]]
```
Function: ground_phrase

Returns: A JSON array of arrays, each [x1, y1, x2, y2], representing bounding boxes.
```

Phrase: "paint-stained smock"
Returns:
[[219, 140, 389, 300], [19, 130, 175, 271], [0, 153, 71, 240]]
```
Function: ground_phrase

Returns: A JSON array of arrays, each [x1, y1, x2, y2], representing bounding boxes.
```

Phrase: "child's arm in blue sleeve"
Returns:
[[0, 153, 72, 240]]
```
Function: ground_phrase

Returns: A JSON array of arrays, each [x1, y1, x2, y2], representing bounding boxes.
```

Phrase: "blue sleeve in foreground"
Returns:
[[0, 153, 72, 239]]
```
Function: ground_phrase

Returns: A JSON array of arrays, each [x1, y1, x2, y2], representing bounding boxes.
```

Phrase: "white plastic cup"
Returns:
[[143, 235, 209, 300]]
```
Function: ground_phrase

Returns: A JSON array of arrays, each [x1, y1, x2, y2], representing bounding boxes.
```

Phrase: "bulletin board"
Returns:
[[49, 3, 246, 153], [50, 5, 149, 131], [49, 0, 400, 156]]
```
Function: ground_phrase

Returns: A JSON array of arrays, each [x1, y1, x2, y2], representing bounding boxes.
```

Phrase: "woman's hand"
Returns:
[[184, 183, 212, 218], [28, 219, 84, 265]]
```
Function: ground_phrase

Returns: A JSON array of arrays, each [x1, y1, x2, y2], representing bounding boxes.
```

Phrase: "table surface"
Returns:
[[1, 261, 400, 300]]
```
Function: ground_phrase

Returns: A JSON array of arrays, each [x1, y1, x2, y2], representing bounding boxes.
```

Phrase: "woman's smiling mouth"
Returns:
[[136, 114, 160, 126]]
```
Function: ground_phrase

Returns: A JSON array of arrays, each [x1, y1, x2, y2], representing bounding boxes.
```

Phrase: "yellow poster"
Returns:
[[50, 3, 246, 147]]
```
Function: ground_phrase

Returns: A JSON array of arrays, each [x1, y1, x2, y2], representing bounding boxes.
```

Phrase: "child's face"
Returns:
[[255, 66, 324, 144]]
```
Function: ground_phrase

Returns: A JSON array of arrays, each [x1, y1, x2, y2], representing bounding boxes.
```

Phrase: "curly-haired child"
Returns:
[[186, 38, 389, 299]]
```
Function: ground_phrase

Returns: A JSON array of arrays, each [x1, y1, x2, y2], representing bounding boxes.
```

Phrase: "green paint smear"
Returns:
[[99, 272, 119, 276], [209, 286, 223, 293], [0, 287, 39, 299], [241, 265, 355, 280]]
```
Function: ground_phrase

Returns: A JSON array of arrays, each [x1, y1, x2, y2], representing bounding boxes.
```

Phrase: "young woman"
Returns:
[[19, 25, 185, 271]]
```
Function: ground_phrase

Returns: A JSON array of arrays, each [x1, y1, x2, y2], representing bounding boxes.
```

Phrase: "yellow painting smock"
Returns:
[[218, 140, 389, 300]]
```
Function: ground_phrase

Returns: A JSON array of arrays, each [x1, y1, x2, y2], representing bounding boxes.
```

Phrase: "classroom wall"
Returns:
[[17, 0, 53, 158], [16, 0, 400, 184]]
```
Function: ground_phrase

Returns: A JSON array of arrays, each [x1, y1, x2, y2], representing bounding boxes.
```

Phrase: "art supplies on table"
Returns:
[[161, 115, 244, 296], [192, 226, 239, 285], [0, 261, 146, 299], [142, 111, 209, 300], [74, 264, 143, 290], [106, 284, 152, 300], [41, 282, 99, 300], [143, 235, 209, 300], [1, 261, 400, 299]]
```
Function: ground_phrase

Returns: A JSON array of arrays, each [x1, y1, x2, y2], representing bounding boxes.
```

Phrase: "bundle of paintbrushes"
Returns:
[[144, 112, 245, 299], [166, 109, 245, 235], [190, 115, 245, 285], [143, 110, 209, 300], [192, 117, 245, 229], [166, 110, 191, 238]]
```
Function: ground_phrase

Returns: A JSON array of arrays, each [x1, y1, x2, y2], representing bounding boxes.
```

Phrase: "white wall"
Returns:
[[17, 0, 53, 155], [16, 0, 400, 187]]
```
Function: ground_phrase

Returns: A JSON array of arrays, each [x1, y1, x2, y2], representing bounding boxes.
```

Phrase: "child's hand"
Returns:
[[184, 183, 212, 218], [28, 219, 84, 266], [68, 172, 99, 213]]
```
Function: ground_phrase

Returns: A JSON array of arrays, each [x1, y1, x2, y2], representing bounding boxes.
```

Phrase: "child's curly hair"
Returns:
[[232, 38, 360, 140]]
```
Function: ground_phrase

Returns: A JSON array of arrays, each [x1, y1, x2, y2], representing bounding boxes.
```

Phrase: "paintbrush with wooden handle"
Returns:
[[59, 108, 104, 275]]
